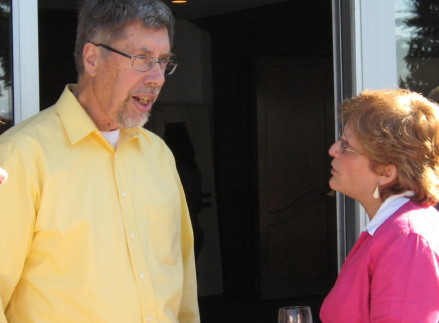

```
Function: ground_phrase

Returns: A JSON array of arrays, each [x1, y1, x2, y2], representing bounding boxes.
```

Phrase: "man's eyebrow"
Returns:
[[138, 47, 175, 58], [161, 52, 176, 59]]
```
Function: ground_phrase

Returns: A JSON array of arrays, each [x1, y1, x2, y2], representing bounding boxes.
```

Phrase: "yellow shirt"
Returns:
[[0, 85, 200, 323]]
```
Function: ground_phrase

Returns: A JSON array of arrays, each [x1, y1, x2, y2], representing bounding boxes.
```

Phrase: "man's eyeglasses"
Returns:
[[91, 43, 178, 75], [338, 137, 363, 155]]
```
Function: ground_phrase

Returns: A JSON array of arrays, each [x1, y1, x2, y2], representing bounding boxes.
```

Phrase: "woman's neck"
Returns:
[[361, 198, 384, 220]]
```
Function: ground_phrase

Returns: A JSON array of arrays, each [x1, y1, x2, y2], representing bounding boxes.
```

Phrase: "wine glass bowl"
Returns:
[[278, 306, 313, 323]]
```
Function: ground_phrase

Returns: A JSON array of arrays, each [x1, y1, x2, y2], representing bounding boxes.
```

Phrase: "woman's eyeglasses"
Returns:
[[338, 137, 363, 155]]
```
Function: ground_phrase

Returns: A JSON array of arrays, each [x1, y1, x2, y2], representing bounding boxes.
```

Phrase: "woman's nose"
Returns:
[[328, 141, 340, 157]]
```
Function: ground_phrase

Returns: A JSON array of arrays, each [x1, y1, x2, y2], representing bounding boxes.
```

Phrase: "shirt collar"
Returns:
[[365, 191, 414, 235], [57, 85, 99, 145]]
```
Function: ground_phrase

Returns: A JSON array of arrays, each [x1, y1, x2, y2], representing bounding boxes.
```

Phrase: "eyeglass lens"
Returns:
[[339, 138, 348, 154], [133, 57, 177, 75]]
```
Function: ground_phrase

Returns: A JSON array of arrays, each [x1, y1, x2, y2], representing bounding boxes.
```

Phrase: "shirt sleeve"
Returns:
[[0, 143, 39, 322], [370, 230, 439, 323], [176, 173, 200, 323]]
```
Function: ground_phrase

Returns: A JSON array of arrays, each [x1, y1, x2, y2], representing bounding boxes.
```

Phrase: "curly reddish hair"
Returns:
[[341, 89, 439, 205]]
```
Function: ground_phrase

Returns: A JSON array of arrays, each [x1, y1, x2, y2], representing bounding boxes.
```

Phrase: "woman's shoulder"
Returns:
[[380, 202, 439, 248]]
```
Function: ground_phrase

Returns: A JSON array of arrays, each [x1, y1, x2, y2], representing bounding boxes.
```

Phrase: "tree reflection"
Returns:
[[0, 0, 11, 92], [0, 0, 12, 134], [399, 0, 439, 98]]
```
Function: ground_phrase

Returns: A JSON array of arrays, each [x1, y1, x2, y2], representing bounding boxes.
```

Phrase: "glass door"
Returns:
[[0, 0, 12, 134], [333, 0, 439, 267], [396, 0, 439, 99]]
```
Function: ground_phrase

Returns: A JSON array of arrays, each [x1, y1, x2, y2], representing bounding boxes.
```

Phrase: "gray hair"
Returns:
[[74, 0, 175, 75]]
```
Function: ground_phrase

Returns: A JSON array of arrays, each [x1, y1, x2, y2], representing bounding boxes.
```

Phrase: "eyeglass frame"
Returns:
[[90, 42, 178, 75], [338, 137, 363, 155]]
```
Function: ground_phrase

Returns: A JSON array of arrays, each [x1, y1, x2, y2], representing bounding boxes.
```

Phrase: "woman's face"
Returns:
[[328, 123, 378, 202]]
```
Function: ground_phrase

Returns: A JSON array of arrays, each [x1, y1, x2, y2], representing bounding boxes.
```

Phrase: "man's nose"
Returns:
[[144, 63, 166, 86]]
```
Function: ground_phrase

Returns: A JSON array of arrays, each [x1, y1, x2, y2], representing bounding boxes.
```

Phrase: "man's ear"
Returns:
[[380, 164, 397, 185], [82, 43, 99, 77]]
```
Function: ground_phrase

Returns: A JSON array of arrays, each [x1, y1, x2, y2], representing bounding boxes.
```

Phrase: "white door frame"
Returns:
[[354, 0, 398, 93], [332, 0, 397, 268], [353, 0, 397, 234], [12, 0, 40, 124]]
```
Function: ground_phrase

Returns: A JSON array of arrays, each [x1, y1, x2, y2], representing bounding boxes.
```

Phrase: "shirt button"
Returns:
[[146, 316, 152, 322], [140, 273, 145, 279], [130, 232, 136, 238], [115, 153, 118, 158], [122, 192, 127, 198]]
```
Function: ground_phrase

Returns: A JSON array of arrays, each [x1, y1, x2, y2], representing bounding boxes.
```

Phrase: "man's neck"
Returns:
[[73, 80, 120, 131]]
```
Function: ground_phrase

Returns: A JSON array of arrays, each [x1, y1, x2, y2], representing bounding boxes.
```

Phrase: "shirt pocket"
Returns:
[[145, 204, 181, 266]]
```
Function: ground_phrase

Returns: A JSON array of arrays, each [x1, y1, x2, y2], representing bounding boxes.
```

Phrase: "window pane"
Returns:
[[0, 0, 13, 134], [396, 0, 439, 101]]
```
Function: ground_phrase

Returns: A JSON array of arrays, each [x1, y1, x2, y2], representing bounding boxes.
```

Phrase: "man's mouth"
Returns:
[[133, 96, 153, 105], [132, 95, 154, 113]]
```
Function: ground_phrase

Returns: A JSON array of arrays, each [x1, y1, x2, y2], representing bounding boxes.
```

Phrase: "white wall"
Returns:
[[150, 20, 224, 296], [158, 20, 212, 105]]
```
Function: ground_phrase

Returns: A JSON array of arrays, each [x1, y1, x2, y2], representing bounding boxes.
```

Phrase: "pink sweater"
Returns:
[[320, 201, 439, 323]]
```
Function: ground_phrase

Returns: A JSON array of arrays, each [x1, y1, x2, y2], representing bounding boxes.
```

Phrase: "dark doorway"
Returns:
[[256, 57, 336, 300], [194, 2, 335, 321], [37, 1, 336, 322]]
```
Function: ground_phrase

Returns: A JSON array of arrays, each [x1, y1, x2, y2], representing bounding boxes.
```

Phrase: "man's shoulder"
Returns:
[[138, 127, 175, 159], [0, 105, 61, 147]]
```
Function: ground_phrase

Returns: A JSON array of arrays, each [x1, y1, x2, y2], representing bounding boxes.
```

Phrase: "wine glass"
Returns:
[[278, 306, 313, 323]]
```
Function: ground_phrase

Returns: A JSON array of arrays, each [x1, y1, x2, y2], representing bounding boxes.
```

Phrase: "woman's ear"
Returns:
[[380, 164, 397, 185], [82, 43, 99, 77]]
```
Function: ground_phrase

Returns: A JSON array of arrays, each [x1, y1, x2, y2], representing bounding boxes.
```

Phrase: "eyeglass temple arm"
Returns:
[[91, 43, 134, 60]]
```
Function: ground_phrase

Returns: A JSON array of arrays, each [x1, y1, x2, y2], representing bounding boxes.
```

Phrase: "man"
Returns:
[[0, 1, 200, 322]]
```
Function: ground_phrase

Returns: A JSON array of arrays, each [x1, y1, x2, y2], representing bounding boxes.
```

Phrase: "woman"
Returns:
[[320, 89, 439, 322]]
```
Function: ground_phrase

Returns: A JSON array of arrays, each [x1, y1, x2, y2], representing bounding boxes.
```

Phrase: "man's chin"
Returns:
[[118, 112, 150, 129]]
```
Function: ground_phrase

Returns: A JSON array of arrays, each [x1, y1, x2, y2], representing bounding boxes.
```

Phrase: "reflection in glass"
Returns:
[[0, 0, 12, 134], [396, 0, 439, 100]]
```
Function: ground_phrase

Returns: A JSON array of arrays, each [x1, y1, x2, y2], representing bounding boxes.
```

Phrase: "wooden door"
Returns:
[[257, 57, 337, 300]]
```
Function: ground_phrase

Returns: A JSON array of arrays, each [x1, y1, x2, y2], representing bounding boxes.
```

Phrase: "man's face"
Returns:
[[91, 23, 171, 129]]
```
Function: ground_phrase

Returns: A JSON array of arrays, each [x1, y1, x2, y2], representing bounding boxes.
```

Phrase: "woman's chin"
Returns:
[[329, 177, 338, 191], [329, 179, 349, 197]]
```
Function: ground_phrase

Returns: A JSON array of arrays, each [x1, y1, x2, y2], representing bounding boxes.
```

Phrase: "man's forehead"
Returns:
[[117, 24, 170, 46]]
